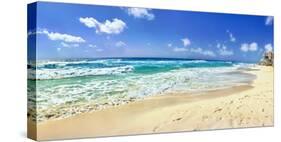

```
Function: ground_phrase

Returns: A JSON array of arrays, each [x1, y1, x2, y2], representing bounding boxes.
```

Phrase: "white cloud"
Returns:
[[57, 48, 61, 52], [217, 44, 233, 56], [79, 17, 126, 34], [226, 30, 236, 42], [240, 42, 258, 52], [248, 42, 258, 51], [27, 30, 35, 36], [190, 47, 216, 57], [173, 47, 188, 52], [172, 37, 214, 57], [88, 44, 97, 48], [115, 41, 126, 47], [61, 42, 69, 47], [216, 43, 221, 48], [264, 43, 273, 52], [37, 29, 85, 43], [126, 8, 155, 20], [61, 42, 79, 48], [265, 16, 273, 25], [203, 50, 216, 57], [47, 32, 85, 43], [172, 43, 215, 57], [240, 44, 248, 52], [181, 38, 191, 47], [167, 43, 172, 47]]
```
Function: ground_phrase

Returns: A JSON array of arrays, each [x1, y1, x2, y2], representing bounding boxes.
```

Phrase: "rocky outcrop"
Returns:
[[259, 51, 274, 66]]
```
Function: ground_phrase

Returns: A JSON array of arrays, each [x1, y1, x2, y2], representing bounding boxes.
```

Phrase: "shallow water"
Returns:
[[27, 58, 256, 122]]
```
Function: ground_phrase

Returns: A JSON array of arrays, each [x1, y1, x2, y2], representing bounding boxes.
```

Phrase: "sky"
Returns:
[[28, 2, 274, 62]]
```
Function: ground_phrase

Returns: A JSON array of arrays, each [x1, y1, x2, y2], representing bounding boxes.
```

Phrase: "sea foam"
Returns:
[[28, 58, 256, 121]]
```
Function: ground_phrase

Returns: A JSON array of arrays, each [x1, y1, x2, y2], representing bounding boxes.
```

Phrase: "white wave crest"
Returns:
[[28, 65, 134, 80]]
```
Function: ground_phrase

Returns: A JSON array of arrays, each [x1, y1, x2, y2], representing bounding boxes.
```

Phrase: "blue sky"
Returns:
[[28, 2, 274, 62]]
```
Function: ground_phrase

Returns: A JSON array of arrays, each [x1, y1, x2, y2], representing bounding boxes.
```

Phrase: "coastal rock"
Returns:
[[259, 51, 274, 66]]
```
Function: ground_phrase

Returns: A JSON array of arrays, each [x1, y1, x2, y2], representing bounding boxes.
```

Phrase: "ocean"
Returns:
[[27, 58, 256, 121]]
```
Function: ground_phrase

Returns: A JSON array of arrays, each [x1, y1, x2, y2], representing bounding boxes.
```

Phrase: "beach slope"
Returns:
[[34, 66, 273, 141]]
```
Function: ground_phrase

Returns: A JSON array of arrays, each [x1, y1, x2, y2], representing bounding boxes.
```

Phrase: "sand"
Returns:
[[28, 66, 273, 141]]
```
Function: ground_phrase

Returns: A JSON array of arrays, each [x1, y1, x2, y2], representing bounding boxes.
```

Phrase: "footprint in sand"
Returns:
[[172, 117, 182, 122], [214, 108, 223, 113]]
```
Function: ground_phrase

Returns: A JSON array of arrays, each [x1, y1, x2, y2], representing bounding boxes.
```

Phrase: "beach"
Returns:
[[29, 65, 273, 141]]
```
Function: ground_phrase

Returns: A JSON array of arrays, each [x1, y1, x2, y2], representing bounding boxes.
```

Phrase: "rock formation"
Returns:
[[259, 51, 274, 66]]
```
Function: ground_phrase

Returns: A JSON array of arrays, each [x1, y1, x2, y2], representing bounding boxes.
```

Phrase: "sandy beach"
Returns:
[[28, 66, 273, 141]]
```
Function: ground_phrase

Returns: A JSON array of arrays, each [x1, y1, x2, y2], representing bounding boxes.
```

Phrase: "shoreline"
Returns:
[[29, 70, 256, 123], [29, 65, 273, 141], [30, 72, 255, 123]]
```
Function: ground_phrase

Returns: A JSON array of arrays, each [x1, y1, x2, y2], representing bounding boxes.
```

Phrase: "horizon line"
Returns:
[[28, 56, 259, 63]]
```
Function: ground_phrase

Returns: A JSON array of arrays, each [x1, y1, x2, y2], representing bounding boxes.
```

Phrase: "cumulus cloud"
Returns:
[[173, 47, 188, 52], [36, 29, 85, 43], [79, 17, 126, 34], [181, 38, 191, 47], [217, 44, 233, 56], [126, 8, 155, 20], [264, 43, 273, 52], [190, 47, 216, 57], [115, 41, 126, 47], [226, 30, 236, 42], [240, 42, 258, 52], [265, 16, 273, 25]]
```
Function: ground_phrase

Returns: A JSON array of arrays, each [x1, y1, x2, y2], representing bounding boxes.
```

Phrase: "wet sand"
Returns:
[[28, 66, 273, 141]]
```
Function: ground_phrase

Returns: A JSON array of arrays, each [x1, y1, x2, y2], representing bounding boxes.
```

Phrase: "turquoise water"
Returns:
[[27, 58, 256, 121]]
